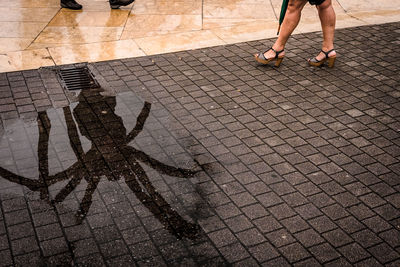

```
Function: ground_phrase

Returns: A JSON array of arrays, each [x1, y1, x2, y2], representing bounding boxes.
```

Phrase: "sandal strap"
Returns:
[[321, 49, 335, 58], [257, 47, 285, 61], [271, 47, 284, 59], [310, 49, 335, 63]]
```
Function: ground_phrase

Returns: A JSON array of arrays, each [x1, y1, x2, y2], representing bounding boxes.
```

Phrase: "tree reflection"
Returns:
[[0, 88, 200, 239]]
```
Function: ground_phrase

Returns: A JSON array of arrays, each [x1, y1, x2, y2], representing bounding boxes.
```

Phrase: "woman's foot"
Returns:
[[308, 49, 336, 68], [254, 47, 285, 67], [255, 47, 285, 61], [313, 49, 336, 61]]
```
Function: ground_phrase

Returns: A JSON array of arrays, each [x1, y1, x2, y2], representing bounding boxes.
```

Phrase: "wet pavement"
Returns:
[[1, 0, 400, 72], [0, 22, 400, 266]]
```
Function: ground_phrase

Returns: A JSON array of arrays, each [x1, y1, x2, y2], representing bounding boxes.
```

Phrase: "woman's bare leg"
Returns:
[[314, 0, 336, 60], [259, 0, 307, 59]]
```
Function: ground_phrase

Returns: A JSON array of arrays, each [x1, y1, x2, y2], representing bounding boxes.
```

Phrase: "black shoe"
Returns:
[[61, 0, 82, 10], [109, 0, 134, 9]]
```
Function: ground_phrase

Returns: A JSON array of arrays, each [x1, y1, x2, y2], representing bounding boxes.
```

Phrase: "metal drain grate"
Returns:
[[57, 66, 100, 91]]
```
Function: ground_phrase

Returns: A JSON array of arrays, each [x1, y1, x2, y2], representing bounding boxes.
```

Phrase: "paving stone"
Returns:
[[99, 239, 129, 259], [338, 243, 371, 263], [294, 229, 324, 248], [295, 182, 322, 197], [294, 203, 323, 220], [0, 234, 9, 250], [362, 215, 393, 233], [322, 204, 350, 221], [75, 253, 106, 266], [378, 229, 400, 248], [208, 228, 237, 248], [324, 257, 352, 267], [278, 242, 311, 263], [218, 242, 250, 264], [72, 238, 100, 258], [281, 192, 308, 207], [262, 256, 291, 267], [308, 242, 341, 264], [253, 216, 282, 234], [13, 251, 43, 267], [40, 237, 69, 257], [225, 215, 253, 233], [249, 242, 280, 263], [336, 216, 365, 234], [11, 236, 39, 256], [348, 203, 376, 221], [0, 249, 13, 266], [307, 192, 335, 208], [281, 215, 310, 234], [309, 216, 337, 234], [7, 222, 35, 241], [322, 228, 353, 247], [368, 243, 400, 264], [353, 257, 383, 267]]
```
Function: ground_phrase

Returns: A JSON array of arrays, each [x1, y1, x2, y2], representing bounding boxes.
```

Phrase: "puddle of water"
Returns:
[[0, 88, 204, 240]]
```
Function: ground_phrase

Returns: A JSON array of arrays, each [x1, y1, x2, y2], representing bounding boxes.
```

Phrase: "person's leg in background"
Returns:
[[255, 0, 308, 63], [109, 0, 135, 9], [60, 0, 135, 10], [311, 0, 336, 61], [61, 0, 82, 10]]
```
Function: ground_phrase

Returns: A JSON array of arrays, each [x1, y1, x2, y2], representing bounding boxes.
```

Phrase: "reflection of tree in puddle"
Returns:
[[0, 88, 201, 240]]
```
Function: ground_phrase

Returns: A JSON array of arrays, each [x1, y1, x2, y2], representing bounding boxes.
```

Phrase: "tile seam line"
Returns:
[[118, 2, 135, 41], [269, 0, 278, 20], [46, 47, 58, 67], [132, 28, 227, 44], [25, 7, 62, 51], [202, 0, 204, 30]]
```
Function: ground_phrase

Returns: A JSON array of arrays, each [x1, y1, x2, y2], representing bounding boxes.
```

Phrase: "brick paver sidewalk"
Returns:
[[0, 22, 399, 266]]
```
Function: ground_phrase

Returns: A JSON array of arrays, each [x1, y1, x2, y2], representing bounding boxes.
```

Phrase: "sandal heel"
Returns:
[[308, 49, 336, 68], [255, 47, 284, 67], [275, 57, 284, 67], [328, 56, 336, 68]]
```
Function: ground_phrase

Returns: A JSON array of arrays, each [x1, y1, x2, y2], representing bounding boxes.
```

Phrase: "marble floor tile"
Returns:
[[135, 30, 225, 55], [337, 0, 400, 12], [0, 49, 54, 73], [0, 0, 59, 8], [34, 26, 123, 44], [211, 21, 278, 44], [0, 22, 47, 38], [204, 3, 276, 20], [132, 0, 201, 15], [203, 18, 274, 30], [349, 10, 400, 25], [0, 38, 33, 53], [49, 10, 130, 27], [121, 14, 202, 39], [0, 7, 59, 22], [48, 39, 145, 64]]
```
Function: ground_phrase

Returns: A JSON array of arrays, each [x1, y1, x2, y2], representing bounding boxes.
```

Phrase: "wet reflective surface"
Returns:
[[0, 88, 204, 240], [1, 0, 398, 72]]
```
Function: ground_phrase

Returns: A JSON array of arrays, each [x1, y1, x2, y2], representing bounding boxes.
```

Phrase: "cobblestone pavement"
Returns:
[[0, 22, 399, 266]]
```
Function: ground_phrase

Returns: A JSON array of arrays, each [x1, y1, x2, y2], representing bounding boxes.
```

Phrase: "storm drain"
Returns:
[[57, 66, 100, 91]]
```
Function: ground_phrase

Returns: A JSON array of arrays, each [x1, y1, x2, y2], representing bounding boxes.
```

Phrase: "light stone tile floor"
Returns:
[[0, 0, 399, 72]]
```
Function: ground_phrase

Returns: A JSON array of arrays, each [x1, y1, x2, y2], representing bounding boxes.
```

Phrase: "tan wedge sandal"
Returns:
[[308, 49, 336, 68], [254, 48, 285, 67]]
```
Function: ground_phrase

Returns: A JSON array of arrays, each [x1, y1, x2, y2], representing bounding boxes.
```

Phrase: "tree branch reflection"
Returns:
[[0, 88, 200, 240]]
